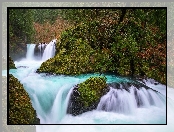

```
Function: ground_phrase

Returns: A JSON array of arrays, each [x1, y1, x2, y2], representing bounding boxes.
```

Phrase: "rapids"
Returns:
[[5, 39, 171, 130]]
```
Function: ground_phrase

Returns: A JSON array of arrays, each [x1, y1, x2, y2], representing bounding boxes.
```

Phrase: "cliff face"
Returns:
[[9, 74, 40, 124]]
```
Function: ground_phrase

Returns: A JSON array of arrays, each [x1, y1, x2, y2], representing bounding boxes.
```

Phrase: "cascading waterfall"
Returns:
[[42, 39, 57, 61], [48, 86, 74, 123], [97, 86, 165, 114], [38, 43, 47, 59], [23, 76, 78, 124], [26, 39, 56, 61], [26, 44, 36, 60], [8, 39, 167, 125]]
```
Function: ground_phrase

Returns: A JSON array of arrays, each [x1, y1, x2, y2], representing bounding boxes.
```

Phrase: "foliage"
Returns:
[[37, 38, 95, 75], [77, 76, 107, 107], [37, 33, 114, 75], [33, 18, 70, 43], [9, 9, 34, 43], [9, 56, 16, 69], [9, 8, 166, 84], [56, 8, 166, 84], [9, 9, 70, 60], [33, 9, 61, 24], [9, 74, 40, 124], [9, 9, 34, 60], [3, 76, 37, 131]]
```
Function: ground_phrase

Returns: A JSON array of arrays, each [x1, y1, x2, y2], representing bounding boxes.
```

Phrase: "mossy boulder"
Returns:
[[67, 76, 109, 116], [9, 56, 16, 69], [37, 38, 113, 75], [9, 74, 40, 124], [37, 38, 92, 75]]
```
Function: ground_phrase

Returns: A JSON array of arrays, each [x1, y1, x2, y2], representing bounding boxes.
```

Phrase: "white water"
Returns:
[[42, 39, 56, 61], [97, 86, 165, 114], [38, 43, 47, 59], [6, 40, 173, 131], [26, 39, 56, 61], [26, 44, 36, 60], [9, 60, 167, 124]]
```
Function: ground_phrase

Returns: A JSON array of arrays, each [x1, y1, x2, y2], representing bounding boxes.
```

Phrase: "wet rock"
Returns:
[[17, 66, 29, 68], [107, 80, 157, 92]]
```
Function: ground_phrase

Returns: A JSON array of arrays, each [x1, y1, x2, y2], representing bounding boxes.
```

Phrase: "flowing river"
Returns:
[[4, 39, 174, 132]]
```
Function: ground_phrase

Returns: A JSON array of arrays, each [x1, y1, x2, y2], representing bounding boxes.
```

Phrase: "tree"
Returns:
[[9, 9, 35, 43]]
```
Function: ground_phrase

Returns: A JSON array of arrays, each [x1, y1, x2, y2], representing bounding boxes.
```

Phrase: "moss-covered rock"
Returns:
[[78, 76, 108, 107], [37, 38, 91, 75], [3, 77, 37, 131], [9, 74, 40, 124], [9, 56, 16, 69], [37, 37, 113, 76], [67, 76, 109, 116]]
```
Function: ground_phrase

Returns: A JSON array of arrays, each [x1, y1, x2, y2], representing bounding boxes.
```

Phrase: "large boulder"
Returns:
[[67, 76, 109, 116], [9, 74, 40, 124], [36, 38, 112, 75]]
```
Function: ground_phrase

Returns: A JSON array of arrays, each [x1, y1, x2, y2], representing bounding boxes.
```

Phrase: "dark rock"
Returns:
[[107, 80, 159, 93], [154, 82, 159, 85], [17, 66, 29, 68]]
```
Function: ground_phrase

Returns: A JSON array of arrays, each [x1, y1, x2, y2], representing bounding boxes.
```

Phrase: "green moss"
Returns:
[[37, 39, 112, 76], [9, 56, 16, 69], [77, 76, 107, 107], [9, 74, 40, 124], [36, 21, 115, 75], [38, 38, 94, 75]]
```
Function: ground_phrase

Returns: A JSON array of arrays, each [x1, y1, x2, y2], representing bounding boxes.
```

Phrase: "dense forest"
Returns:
[[9, 8, 166, 84]]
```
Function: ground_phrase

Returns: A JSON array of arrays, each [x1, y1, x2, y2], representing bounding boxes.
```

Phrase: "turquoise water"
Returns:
[[76, 73, 132, 83], [4, 38, 173, 132], [5, 59, 167, 125]]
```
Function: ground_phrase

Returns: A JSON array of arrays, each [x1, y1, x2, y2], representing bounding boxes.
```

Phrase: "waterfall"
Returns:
[[9, 54, 167, 125], [42, 39, 57, 61], [25, 39, 56, 61], [26, 44, 36, 60], [48, 86, 74, 123], [38, 43, 47, 59], [20, 73, 80, 124], [97, 85, 166, 114]]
